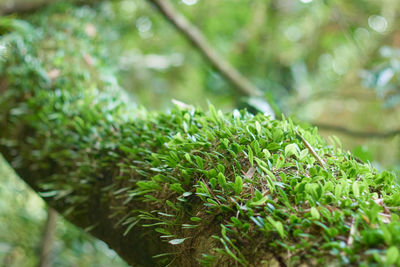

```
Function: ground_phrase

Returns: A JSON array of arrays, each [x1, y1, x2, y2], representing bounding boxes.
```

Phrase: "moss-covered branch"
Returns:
[[1, 5, 400, 266]]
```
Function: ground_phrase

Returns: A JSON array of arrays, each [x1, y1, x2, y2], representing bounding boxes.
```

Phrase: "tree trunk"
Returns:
[[0, 4, 399, 267]]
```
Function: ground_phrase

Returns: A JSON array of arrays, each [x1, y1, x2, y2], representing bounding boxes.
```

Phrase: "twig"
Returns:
[[347, 217, 355, 246], [0, 1, 50, 16], [38, 208, 58, 267], [200, 178, 221, 205], [295, 130, 327, 169], [314, 122, 400, 139]]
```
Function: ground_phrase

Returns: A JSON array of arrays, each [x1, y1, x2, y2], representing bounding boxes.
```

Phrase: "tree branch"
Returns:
[[0, 1, 48, 16], [314, 122, 400, 138], [0, 0, 109, 16], [147, 0, 260, 97], [147, 0, 275, 116], [38, 208, 58, 267]]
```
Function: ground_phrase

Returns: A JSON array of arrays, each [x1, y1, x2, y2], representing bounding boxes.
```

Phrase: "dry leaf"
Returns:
[[244, 167, 256, 179]]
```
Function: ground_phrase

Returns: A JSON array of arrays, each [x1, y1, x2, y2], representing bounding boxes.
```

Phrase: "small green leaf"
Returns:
[[310, 207, 320, 220], [209, 104, 219, 123], [190, 217, 202, 222], [352, 181, 360, 198], [183, 191, 192, 197], [218, 172, 227, 188], [169, 238, 187, 245], [155, 228, 171, 235], [234, 176, 243, 195], [248, 145, 254, 167], [209, 178, 217, 189], [255, 121, 262, 135], [262, 148, 271, 158], [184, 153, 192, 163], [169, 151, 179, 162], [217, 164, 225, 174], [166, 200, 179, 211], [231, 217, 242, 227], [380, 223, 392, 244], [280, 172, 287, 183], [285, 143, 299, 157], [267, 217, 285, 238], [386, 246, 399, 265], [250, 195, 268, 206], [170, 183, 185, 194], [275, 154, 285, 169], [335, 184, 342, 199], [299, 149, 308, 160], [195, 156, 204, 169]]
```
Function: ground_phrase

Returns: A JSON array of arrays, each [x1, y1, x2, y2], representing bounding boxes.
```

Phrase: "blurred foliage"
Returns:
[[91, 0, 400, 168], [0, 156, 128, 267], [361, 46, 400, 108], [1, 0, 400, 265]]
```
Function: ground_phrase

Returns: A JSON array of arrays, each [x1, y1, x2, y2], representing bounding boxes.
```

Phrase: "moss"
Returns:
[[0, 4, 399, 266]]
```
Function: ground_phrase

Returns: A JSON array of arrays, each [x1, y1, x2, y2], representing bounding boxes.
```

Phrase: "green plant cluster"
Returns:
[[1, 5, 400, 266]]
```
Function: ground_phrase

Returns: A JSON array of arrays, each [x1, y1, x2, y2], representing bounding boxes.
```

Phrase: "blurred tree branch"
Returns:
[[0, 0, 111, 15], [315, 122, 400, 138], [147, 0, 260, 97], [38, 208, 58, 267], [147, 0, 275, 117], [0, 1, 48, 15]]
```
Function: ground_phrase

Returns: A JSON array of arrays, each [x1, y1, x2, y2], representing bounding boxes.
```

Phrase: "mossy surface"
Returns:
[[0, 5, 399, 266]]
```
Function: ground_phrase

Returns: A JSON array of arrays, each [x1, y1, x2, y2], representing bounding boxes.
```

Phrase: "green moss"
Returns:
[[0, 5, 399, 266]]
